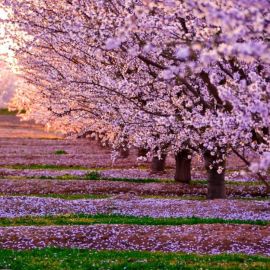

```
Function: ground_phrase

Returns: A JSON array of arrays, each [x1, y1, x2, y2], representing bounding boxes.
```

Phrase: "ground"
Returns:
[[0, 112, 269, 269]]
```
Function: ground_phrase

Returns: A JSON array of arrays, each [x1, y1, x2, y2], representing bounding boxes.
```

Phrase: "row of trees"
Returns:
[[0, 62, 15, 108], [1, 0, 270, 198]]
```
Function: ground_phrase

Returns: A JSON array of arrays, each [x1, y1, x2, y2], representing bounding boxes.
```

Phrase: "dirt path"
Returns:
[[0, 115, 147, 168], [0, 115, 61, 139]]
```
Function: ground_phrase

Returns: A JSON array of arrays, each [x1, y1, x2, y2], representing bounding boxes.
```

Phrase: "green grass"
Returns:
[[54, 150, 68, 155], [39, 175, 80, 180], [0, 248, 269, 270], [191, 180, 262, 187], [1, 164, 150, 172], [52, 175, 168, 183], [225, 180, 262, 186], [1, 192, 268, 201], [0, 214, 268, 227], [1, 171, 169, 183], [1, 168, 263, 186], [85, 171, 101, 180], [235, 196, 270, 201], [103, 177, 166, 183], [0, 164, 264, 187], [142, 195, 206, 200], [20, 172, 102, 181]]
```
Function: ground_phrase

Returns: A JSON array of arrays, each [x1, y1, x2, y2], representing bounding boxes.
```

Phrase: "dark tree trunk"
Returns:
[[137, 148, 148, 157], [174, 150, 191, 184], [204, 152, 226, 199], [151, 154, 166, 173], [119, 148, 129, 158]]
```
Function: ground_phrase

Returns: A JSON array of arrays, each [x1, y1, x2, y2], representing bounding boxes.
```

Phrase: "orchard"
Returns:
[[0, 1, 269, 269]]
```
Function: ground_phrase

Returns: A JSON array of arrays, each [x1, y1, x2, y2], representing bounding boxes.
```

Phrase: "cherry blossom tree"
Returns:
[[1, 0, 270, 198], [0, 62, 16, 108], [1, 0, 179, 168], [104, 0, 270, 197]]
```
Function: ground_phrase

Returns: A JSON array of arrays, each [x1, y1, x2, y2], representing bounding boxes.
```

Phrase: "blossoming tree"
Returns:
[[1, 0, 269, 198]]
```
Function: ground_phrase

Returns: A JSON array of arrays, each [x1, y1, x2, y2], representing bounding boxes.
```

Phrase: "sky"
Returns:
[[0, 8, 9, 54], [0, 8, 16, 108], [0, 7, 16, 65]]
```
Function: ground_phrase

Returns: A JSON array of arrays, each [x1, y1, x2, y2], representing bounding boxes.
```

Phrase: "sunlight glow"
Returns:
[[0, 8, 17, 72]]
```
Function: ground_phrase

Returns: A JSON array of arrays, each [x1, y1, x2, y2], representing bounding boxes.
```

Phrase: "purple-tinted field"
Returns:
[[1, 224, 269, 255], [0, 114, 269, 256]]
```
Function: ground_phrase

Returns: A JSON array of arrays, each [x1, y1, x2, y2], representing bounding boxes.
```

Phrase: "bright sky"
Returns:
[[0, 7, 17, 73], [0, 8, 9, 55], [0, 8, 7, 18]]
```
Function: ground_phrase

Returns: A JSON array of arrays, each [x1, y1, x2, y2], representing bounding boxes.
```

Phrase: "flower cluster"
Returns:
[[1, 0, 270, 190]]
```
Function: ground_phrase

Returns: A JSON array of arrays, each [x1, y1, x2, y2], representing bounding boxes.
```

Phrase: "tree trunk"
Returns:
[[174, 150, 191, 184], [151, 154, 166, 173], [119, 147, 130, 158], [204, 152, 226, 199], [118, 137, 130, 158], [137, 148, 148, 157]]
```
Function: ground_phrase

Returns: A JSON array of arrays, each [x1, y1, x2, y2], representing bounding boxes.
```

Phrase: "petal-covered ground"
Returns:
[[0, 196, 269, 220], [1, 114, 269, 265], [0, 167, 263, 183], [0, 179, 268, 198], [0, 224, 269, 255]]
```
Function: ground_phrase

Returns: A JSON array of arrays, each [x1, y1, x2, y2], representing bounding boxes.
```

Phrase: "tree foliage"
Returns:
[[1, 0, 270, 192]]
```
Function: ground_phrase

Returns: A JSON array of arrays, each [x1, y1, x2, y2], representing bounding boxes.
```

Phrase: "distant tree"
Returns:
[[0, 62, 16, 108]]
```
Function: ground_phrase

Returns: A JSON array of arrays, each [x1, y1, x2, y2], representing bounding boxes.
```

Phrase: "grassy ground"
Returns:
[[0, 214, 268, 226], [0, 248, 269, 270], [0, 163, 264, 186], [1, 172, 264, 186]]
